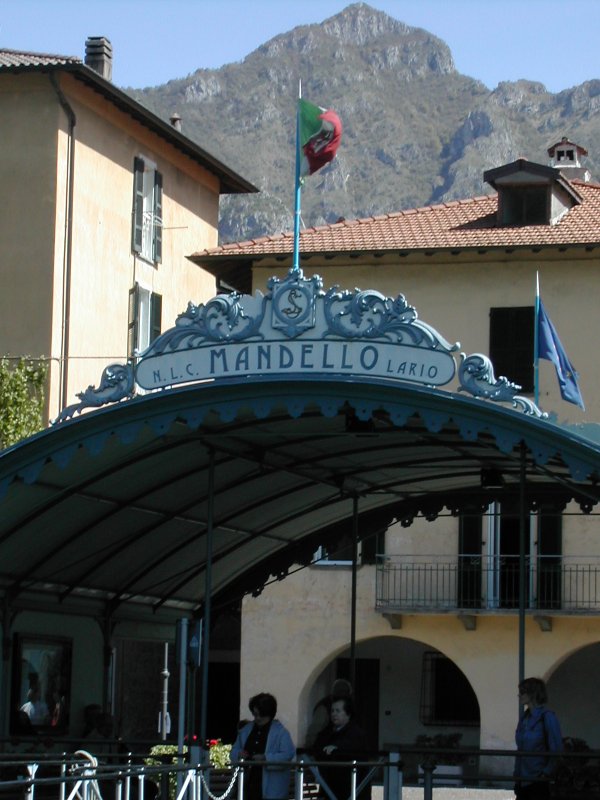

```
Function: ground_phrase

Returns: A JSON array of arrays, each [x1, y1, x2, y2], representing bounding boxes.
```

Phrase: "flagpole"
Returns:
[[292, 80, 302, 275], [534, 271, 540, 407]]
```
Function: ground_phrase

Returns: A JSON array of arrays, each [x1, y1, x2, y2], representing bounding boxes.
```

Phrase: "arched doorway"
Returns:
[[548, 642, 600, 747], [303, 635, 480, 780]]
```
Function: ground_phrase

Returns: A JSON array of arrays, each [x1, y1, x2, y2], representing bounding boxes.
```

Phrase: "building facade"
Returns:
[[194, 140, 600, 776], [0, 37, 255, 423], [0, 38, 254, 742]]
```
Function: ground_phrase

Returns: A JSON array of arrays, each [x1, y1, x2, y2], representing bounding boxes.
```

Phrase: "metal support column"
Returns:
[[350, 495, 359, 691], [102, 613, 113, 713], [1, 599, 12, 735], [199, 448, 215, 753], [383, 752, 402, 800], [177, 617, 188, 795], [518, 442, 527, 687]]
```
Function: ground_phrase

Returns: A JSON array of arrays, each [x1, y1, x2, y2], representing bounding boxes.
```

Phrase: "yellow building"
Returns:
[[1, 49, 599, 780], [192, 138, 600, 777], [0, 37, 255, 422], [0, 37, 255, 741]]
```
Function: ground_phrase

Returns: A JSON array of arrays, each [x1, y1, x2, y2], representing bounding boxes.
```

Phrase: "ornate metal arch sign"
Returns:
[[55, 269, 544, 422], [135, 271, 458, 390]]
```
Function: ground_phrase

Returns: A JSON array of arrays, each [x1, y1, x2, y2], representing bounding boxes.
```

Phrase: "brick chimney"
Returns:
[[85, 37, 113, 81]]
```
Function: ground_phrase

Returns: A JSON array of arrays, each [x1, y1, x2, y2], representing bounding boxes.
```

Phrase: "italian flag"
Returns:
[[299, 98, 342, 177]]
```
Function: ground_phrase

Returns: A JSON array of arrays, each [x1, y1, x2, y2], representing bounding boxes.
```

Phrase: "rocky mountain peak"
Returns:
[[320, 3, 455, 76], [253, 3, 454, 76], [128, 4, 600, 244], [320, 2, 412, 45]]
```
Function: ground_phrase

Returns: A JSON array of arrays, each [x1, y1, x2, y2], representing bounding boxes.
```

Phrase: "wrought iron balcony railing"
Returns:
[[375, 554, 600, 613]]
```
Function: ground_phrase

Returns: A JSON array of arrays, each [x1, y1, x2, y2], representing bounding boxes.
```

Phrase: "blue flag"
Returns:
[[537, 298, 584, 409]]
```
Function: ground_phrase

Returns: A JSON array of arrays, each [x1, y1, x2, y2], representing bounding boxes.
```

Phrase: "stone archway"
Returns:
[[548, 641, 600, 747], [298, 634, 480, 779]]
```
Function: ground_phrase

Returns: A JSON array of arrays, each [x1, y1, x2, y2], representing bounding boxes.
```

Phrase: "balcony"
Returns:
[[376, 554, 600, 617]]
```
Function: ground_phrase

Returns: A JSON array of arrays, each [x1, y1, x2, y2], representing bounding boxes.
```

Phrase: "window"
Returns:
[[128, 284, 162, 357], [12, 635, 72, 734], [536, 512, 562, 610], [489, 306, 534, 393], [420, 651, 479, 726], [556, 147, 575, 163], [361, 529, 386, 565], [459, 505, 562, 610], [458, 513, 483, 609], [132, 156, 163, 263], [500, 185, 548, 225], [314, 532, 357, 565], [314, 528, 385, 566], [491, 503, 531, 609]]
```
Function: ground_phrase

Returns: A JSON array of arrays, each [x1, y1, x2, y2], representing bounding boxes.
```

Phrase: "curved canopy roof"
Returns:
[[1, 377, 600, 624]]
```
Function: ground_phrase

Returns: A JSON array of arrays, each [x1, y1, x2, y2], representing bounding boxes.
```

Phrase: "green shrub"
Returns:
[[146, 740, 232, 799], [0, 357, 47, 449], [207, 739, 232, 770]]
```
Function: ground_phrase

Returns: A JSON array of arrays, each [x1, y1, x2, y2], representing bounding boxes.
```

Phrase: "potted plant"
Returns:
[[146, 739, 232, 799], [205, 739, 235, 796]]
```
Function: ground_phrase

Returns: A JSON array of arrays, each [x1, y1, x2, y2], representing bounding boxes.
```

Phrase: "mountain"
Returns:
[[126, 3, 600, 243]]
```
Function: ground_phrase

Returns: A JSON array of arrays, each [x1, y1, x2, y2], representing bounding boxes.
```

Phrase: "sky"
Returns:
[[2, 0, 600, 93]]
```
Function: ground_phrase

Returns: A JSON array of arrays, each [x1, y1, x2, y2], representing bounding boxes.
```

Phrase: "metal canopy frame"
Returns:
[[1, 377, 599, 621], [2, 375, 600, 740]]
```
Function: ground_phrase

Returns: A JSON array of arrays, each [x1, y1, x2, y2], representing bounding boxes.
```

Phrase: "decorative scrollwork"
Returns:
[[458, 353, 521, 400], [458, 354, 547, 417], [146, 293, 268, 355], [57, 269, 551, 421], [53, 363, 135, 423], [511, 396, 548, 418], [323, 287, 460, 351]]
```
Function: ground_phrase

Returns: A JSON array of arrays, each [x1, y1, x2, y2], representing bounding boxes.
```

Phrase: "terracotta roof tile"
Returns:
[[0, 48, 81, 69], [193, 182, 600, 261]]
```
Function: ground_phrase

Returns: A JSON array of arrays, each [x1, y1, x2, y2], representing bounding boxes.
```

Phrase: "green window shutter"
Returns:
[[538, 512, 562, 556], [132, 157, 144, 254], [150, 292, 162, 343], [538, 512, 562, 610], [361, 529, 385, 564], [458, 512, 483, 609], [489, 306, 534, 392], [153, 171, 163, 263], [459, 512, 482, 554], [128, 284, 140, 358]]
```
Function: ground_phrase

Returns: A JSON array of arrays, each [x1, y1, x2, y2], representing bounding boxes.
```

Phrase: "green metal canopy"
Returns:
[[1, 376, 600, 624]]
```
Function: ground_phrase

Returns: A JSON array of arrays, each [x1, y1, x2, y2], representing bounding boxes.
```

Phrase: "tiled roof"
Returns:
[[193, 180, 600, 260], [0, 48, 81, 69]]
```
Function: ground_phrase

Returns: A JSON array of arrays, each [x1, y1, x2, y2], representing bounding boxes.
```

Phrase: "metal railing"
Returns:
[[0, 752, 390, 800], [0, 747, 597, 800], [376, 554, 600, 613]]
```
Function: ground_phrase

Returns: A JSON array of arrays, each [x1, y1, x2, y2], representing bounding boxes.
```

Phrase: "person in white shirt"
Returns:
[[20, 687, 49, 726]]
